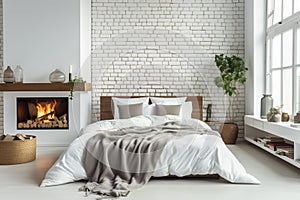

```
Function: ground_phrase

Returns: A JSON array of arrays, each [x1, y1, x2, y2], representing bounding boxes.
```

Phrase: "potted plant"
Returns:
[[69, 76, 85, 100], [214, 54, 248, 144], [267, 105, 283, 122]]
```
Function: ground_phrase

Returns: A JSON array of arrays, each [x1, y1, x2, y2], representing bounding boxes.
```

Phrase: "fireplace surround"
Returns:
[[4, 91, 91, 146]]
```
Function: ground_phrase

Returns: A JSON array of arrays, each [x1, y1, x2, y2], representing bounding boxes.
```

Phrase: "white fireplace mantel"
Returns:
[[4, 91, 91, 146]]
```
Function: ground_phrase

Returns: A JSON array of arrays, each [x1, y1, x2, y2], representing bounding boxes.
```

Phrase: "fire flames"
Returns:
[[36, 100, 57, 123]]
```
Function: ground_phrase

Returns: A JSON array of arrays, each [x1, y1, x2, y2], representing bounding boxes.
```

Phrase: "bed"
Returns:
[[41, 96, 259, 197]]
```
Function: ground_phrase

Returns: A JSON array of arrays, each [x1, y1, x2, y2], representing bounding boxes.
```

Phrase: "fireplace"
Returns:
[[4, 92, 91, 146], [17, 97, 69, 130]]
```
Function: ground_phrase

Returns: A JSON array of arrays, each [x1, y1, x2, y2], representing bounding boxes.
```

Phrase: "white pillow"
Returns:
[[180, 101, 193, 119], [156, 104, 182, 116], [150, 97, 187, 104], [117, 103, 143, 119], [112, 97, 149, 119], [154, 101, 193, 119], [144, 104, 156, 115]]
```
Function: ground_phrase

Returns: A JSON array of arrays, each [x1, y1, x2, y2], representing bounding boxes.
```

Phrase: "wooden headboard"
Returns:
[[100, 96, 203, 121]]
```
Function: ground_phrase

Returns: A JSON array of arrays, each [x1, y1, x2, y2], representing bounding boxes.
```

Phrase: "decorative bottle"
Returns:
[[205, 104, 212, 122], [3, 66, 15, 83], [49, 69, 65, 83], [260, 94, 273, 119], [14, 65, 23, 83]]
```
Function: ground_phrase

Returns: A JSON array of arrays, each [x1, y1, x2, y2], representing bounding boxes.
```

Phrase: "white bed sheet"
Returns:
[[41, 115, 260, 187]]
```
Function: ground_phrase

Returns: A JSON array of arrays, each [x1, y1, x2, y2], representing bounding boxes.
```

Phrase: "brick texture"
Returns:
[[91, 0, 246, 139]]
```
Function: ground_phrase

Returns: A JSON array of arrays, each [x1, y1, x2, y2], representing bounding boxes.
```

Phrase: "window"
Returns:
[[266, 0, 300, 114]]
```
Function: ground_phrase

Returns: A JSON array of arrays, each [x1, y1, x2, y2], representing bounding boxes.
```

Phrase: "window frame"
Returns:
[[266, 0, 300, 114]]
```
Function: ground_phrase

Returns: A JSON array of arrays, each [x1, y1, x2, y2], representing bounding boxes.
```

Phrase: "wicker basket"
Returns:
[[0, 135, 36, 165]]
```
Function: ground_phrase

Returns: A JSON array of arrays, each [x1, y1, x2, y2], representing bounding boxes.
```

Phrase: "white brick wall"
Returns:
[[91, 0, 246, 139]]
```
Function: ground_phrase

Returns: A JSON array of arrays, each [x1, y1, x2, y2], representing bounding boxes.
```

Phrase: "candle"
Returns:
[[69, 65, 73, 82]]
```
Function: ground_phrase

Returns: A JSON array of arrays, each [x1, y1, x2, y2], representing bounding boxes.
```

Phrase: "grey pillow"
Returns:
[[156, 104, 181, 116], [117, 103, 143, 119]]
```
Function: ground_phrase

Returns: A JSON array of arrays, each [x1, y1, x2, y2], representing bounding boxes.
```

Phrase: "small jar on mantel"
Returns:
[[3, 66, 14, 83], [14, 65, 23, 83], [49, 69, 66, 83]]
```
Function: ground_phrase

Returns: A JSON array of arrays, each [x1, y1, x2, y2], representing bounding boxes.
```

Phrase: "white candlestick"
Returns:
[[69, 65, 73, 74]]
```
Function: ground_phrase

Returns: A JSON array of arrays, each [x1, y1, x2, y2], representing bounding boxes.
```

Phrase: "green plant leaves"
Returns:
[[214, 54, 248, 97], [68, 76, 86, 100]]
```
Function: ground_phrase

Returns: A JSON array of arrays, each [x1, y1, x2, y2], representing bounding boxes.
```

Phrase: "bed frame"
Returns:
[[100, 96, 203, 120]]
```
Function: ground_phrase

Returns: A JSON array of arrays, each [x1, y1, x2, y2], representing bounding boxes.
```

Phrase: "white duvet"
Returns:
[[41, 115, 260, 187]]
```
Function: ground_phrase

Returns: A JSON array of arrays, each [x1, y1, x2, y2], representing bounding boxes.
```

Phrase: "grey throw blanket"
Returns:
[[80, 121, 208, 197]]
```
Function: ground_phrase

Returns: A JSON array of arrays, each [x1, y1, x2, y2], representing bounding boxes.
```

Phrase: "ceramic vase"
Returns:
[[267, 113, 281, 122], [281, 112, 289, 122], [261, 94, 273, 119], [14, 65, 23, 83], [49, 69, 65, 83], [3, 66, 14, 83]]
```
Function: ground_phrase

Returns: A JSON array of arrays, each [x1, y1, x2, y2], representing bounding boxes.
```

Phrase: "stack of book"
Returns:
[[255, 136, 294, 158], [256, 136, 285, 148], [276, 146, 294, 159]]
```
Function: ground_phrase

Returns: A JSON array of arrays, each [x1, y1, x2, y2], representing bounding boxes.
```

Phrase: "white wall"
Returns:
[[245, 0, 266, 115], [3, 0, 81, 82]]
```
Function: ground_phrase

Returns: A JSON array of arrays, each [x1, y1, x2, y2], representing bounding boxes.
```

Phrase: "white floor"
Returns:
[[1, 142, 300, 200]]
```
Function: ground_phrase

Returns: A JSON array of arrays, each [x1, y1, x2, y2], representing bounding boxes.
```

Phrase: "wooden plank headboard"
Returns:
[[100, 96, 203, 121]]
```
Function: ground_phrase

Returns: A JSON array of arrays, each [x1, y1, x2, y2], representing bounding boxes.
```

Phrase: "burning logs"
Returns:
[[36, 111, 55, 121], [18, 114, 68, 129]]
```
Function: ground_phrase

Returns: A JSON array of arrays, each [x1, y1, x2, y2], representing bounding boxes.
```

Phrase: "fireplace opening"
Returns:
[[17, 97, 69, 129]]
